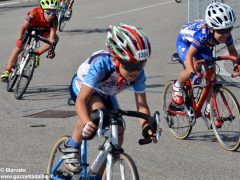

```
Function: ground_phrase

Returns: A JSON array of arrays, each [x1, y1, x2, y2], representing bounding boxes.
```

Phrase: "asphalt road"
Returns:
[[0, 0, 240, 179]]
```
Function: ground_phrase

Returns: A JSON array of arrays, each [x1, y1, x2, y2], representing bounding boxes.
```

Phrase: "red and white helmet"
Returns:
[[205, 2, 236, 29], [106, 23, 151, 62]]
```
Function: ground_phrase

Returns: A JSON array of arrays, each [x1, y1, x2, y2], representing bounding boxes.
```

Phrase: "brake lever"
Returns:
[[154, 111, 162, 142]]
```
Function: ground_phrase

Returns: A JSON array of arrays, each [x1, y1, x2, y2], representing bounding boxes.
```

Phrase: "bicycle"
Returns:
[[162, 53, 240, 151], [6, 29, 55, 99], [58, 0, 74, 32], [46, 108, 162, 180]]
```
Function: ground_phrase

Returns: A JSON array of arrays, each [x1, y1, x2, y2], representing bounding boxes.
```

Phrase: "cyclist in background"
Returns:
[[59, 0, 74, 18], [63, 24, 157, 175], [1, 0, 60, 82], [171, 2, 239, 127]]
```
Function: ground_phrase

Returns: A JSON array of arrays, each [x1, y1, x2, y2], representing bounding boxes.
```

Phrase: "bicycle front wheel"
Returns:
[[6, 66, 18, 92], [46, 135, 72, 180], [211, 86, 240, 151], [15, 55, 35, 99], [162, 80, 192, 139], [102, 153, 139, 180]]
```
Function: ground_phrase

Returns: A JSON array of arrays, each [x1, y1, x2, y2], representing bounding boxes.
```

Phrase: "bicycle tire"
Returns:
[[58, 2, 68, 32], [102, 153, 139, 180], [211, 86, 240, 151], [15, 55, 35, 99], [46, 135, 70, 180], [162, 80, 192, 139], [6, 65, 18, 92]]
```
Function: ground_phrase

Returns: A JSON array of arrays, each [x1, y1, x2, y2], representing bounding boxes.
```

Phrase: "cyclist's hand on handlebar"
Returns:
[[231, 64, 240, 77], [142, 124, 157, 144], [82, 121, 97, 138], [47, 50, 55, 59]]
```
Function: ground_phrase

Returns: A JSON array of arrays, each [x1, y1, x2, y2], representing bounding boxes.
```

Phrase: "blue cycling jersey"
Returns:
[[176, 20, 233, 62], [179, 20, 233, 49], [72, 50, 146, 97]]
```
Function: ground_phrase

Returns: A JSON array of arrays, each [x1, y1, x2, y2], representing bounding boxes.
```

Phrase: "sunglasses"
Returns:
[[44, 10, 58, 16], [215, 28, 232, 35], [120, 60, 146, 72]]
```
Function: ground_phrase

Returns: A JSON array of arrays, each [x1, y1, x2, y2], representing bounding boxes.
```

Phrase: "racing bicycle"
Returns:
[[58, 0, 74, 32], [6, 29, 55, 99], [46, 108, 162, 180], [162, 53, 240, 151]]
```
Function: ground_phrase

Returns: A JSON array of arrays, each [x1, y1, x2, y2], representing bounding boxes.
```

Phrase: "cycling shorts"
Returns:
[[176, 35, 213, 63]]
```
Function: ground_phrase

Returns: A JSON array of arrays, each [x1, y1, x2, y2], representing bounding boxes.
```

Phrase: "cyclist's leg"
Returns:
[[66, 0, 74, 17], [1, 45, 22, 82], [196, 49, 214, 117], [172, 36, 190, 105], [63, 91, 107, 173]]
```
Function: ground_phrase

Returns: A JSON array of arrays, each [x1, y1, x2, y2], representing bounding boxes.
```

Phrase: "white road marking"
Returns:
[[0, 0, 36, 7], [97, 0, 174, 19]]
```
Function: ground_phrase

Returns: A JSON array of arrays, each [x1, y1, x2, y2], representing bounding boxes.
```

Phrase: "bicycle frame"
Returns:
[[18, 35, 38, 76], [168, 56, 238, 120]]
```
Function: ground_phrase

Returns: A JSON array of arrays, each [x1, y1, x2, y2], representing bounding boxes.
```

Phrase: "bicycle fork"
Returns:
[[211, 88, 235, 125]]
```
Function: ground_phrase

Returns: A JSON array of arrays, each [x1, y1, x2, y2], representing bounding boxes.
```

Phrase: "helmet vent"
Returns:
[[216, 17, 223, 24], [212, 10, 216, 14], [229, 12, 233, 21], [224, 16, 228, 21], [208, 11, 211, 16], [219, 8, 224, 13], [210, 22, 218, 28]]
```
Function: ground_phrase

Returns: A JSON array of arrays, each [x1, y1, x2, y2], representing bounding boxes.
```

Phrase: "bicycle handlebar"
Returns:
[[28, 31, 56, 51], [96, 109, 162, 145], [196, 55, 240, 78]]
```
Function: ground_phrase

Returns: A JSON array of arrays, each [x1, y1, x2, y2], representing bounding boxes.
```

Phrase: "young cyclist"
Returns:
[[63, 24, 156, 174], [171, 2, 239, 127], [58, 0, 74, 18], [1, 0, 61, 82]]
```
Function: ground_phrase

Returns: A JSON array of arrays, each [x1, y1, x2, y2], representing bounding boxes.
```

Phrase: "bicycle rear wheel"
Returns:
[[102, 153, 139, 180], [46, 135, 74, 180], [211, 86, 240, 151], [162, 80, 192, 139], [58, 2, 69, 32], [15, 55, 35, 99]]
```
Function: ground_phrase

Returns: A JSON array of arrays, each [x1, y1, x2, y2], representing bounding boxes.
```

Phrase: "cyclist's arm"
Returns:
[[75, 84, 95, 123], [134, 92, 150, 127], [227, 44, 239, 66], [185, 45, 198, 73], [48, 27, 58, 46], [39, 27, 58, 55], [18, 19, 30, 41]]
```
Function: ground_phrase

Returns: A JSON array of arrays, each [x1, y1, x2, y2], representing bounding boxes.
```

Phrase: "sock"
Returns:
[[174, 80, 182, 88], [5, 68, 11, 72], [35, 50, 41, 56], [206, 103, 211, 112], [66, 138, 81, 148]]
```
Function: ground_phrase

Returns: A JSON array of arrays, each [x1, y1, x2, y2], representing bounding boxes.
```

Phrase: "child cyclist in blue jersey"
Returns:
[[62, 24, 157, 174], [172, 2, 240, 127]]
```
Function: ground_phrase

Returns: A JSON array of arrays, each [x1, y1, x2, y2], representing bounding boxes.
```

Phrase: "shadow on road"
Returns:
[[62, 28, 109, 34], [19, 84, 70, 101]]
